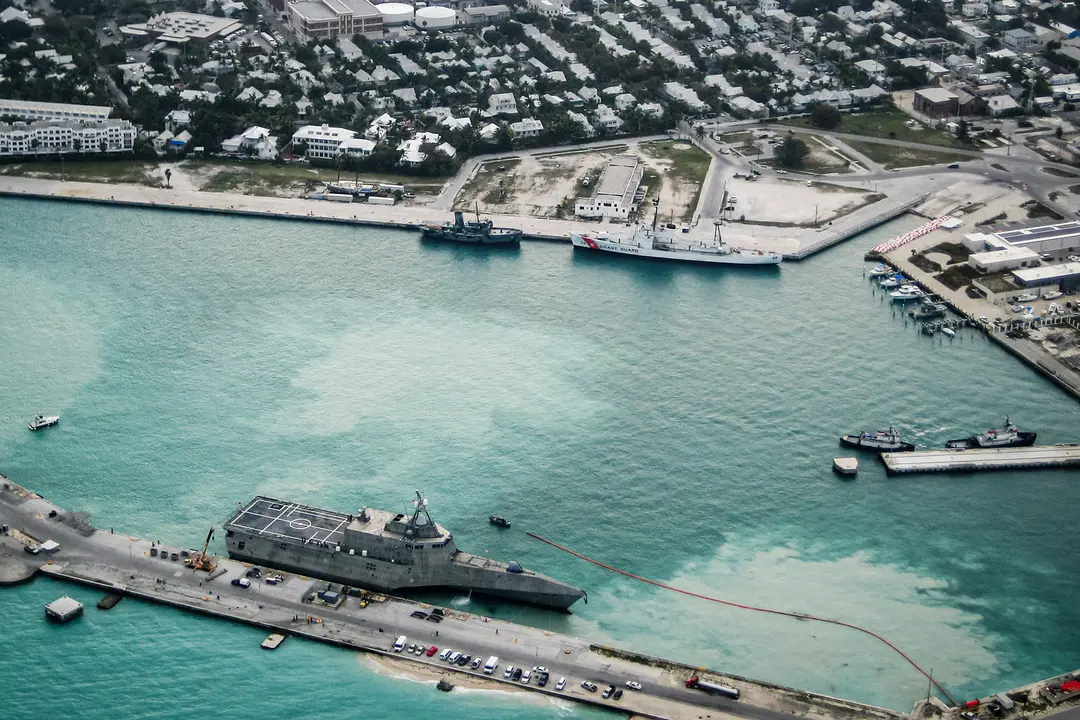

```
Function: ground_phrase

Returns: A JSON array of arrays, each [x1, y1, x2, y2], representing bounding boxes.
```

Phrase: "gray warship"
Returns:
[[223, 491, 585, 610]]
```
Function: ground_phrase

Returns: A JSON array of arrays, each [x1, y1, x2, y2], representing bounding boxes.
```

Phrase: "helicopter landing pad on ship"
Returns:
[[227, 497, 350, 545]]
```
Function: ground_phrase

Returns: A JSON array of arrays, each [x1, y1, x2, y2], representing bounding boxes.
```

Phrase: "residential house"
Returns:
[[509, 118, 544, 137], [487, 92, 518, 115], [220, 126, 279, 159], [1002, 28, 1039, 51]]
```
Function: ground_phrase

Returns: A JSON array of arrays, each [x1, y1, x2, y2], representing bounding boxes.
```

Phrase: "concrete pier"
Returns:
[[881, 445, 1080, 474], [0, 475, 903, 720]]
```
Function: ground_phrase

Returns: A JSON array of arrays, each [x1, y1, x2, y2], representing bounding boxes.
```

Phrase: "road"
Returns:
[[0, 479, 901, 720]]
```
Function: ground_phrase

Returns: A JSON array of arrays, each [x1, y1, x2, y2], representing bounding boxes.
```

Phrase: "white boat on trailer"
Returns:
[[570, 200, 782, 266]]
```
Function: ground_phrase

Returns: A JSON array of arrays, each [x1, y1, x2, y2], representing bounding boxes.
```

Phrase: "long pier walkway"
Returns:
[[881, 445, 1080, 474], [0, 476, 901, 720]]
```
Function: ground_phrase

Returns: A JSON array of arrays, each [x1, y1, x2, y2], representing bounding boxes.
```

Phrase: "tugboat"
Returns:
[[839, 426, 916, 453], [420, 205, 522, 245], [489, 515, 511, 528], [28, 415, 60, 431], [946, 416, 1036, 450]]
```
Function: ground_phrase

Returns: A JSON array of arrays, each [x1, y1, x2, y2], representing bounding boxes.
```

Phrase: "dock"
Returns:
[[881, 445, 1080, 474], [261, 633, 286, 650], [0, 475, 906, 720], [45, 595, 84, 623]]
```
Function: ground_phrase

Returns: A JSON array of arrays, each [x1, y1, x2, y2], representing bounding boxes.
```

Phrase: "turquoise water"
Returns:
[[1, 198, 1078, 717]]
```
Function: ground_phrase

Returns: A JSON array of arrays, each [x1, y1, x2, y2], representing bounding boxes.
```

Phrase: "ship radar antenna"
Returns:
[[410, 490, 435, 529]]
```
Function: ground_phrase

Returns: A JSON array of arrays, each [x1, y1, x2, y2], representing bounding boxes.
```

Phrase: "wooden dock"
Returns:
[[881, 445, 1080, 474]]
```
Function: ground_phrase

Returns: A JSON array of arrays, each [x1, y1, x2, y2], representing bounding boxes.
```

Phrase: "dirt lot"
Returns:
[[453, 144, 629, 218], [727, 177, 882, 226], [452, 139, 711, 223]]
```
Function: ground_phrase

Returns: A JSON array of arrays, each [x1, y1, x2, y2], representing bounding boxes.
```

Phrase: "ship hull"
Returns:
[[839, 435, 915, 453], [227, 546, 582, 610], [570, 232, 782, 265], [945, 432, 1036, 450], [421, 227, 521, 244]]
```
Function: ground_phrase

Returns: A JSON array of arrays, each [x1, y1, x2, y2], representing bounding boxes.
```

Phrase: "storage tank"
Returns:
[[414, 5, 455, 29], [375, 2, 414, 25]]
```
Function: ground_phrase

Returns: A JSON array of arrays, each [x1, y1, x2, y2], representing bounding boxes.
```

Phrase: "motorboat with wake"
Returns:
[[946, 416, 1036, 449], [839, 426, 915, 453]]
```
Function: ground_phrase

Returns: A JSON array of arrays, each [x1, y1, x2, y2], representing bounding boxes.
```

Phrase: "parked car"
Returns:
[[471, 657, 483, 670], [556, 678, 567, 691], [521, 670, 532, 684], [427, 646, 439, 657], [512, 668, 523, 681], [456, 653, 471, 666], [231, 577, 251, 588], [613, 689, 623, 700], [626, 681, 642, 690], [582, 681, 598, 692], [439, 649, 452, 661], [504, 665, 516, 679]]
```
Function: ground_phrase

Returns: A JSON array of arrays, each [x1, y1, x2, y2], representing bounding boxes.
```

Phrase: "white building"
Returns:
[[1002, 28, 1039, 51], [288, 0, 383, 42], [0, 99, 112, 123], [487, 92, 519, 115], [120, 12, 242, 42], [292, 124, 358, 160], [509, 118, 544, 137], [339, 137, 377, 157], [575, 155, 642, 219], [221, 126, 279, 159], [0, 119, 135, 157]]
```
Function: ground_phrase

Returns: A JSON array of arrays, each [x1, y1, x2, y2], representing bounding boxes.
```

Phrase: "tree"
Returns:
[[1056, 126, 1064, 139], [957, 119, 969, 141], [693, 124, 705, 140], [775, 134, 809, 169], [809, 103, 841, 130]]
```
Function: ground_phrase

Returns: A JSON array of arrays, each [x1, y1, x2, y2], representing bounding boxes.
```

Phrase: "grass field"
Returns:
[[843, 140, 971, 170], [640, 140, 711, 223], [0, 160, 165, 186], [777, 108, 972, 149]]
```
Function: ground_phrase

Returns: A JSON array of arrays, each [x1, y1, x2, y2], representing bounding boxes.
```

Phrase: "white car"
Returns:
[[555, 678, 566, 691], [520, 670, 532, 684], [626, 681, 643, 690], [503, 665, 516, 679]]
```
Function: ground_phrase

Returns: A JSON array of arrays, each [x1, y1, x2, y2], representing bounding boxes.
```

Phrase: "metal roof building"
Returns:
[[1012, 261, 1080, 290]]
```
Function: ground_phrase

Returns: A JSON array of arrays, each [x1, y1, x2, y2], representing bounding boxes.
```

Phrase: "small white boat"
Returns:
[[890, 285, 924, 301], [880, 275, 907, 289], [1015, 292, 1038, 302], [868, 265, 891, 277], [29, 415, 60, 431], [1043, 291, 1063, 300], [942, 327, 956, 338]]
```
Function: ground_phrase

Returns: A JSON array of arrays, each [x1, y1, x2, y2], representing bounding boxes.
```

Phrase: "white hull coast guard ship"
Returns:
[[569, 199, 782, 266]]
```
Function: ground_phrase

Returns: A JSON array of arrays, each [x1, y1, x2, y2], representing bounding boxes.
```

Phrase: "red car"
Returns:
[[426, 646, 439, 657]]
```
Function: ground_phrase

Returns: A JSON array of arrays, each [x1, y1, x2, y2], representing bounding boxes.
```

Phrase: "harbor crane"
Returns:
[[184, 528, 217, 572]]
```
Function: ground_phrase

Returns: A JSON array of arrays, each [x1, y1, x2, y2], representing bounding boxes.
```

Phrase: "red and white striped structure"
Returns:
[[871, 216, 950, 255]]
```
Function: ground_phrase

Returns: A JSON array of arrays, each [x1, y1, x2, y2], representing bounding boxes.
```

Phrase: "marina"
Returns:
[[880, 445, 1080, 475]]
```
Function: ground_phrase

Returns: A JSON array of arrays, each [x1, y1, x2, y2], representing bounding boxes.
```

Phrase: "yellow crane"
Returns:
[[185, 528, 217, 572]]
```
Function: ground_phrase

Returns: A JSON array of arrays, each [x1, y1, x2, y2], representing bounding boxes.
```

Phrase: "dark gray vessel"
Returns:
[[223, 491, 585, 610], [420, 208, 522, 244]]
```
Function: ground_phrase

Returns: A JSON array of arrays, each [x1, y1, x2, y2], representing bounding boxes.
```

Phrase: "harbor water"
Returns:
[[1, 197, 1078, 717]]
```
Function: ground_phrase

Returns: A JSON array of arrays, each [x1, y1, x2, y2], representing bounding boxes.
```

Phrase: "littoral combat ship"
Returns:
[[224, 491, 585, 610]]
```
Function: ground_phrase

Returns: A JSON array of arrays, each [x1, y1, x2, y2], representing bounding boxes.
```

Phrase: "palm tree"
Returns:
[[693, 124, 705, 141], [99, 140, 108, 154], [72, 138, 82, 154], [165, 168, 172, 188], [30, 137, 40, 159]]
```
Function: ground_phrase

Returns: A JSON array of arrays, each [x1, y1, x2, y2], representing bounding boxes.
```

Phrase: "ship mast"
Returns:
[[651, 196, 659, 232]]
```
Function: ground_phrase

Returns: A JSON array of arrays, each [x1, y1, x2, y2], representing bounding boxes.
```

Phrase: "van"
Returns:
[[393, 636, 406, 652], [448, 651, 461, 664], [439, 649, 453, 661], [484, 656, 499, 675]]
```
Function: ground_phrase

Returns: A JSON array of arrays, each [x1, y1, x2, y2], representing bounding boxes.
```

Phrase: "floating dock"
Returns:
[[45, 596, 83, 622], [261, 633, 286, 650], [881, 445, 1080, 474], [833, 457, 859, 476]]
